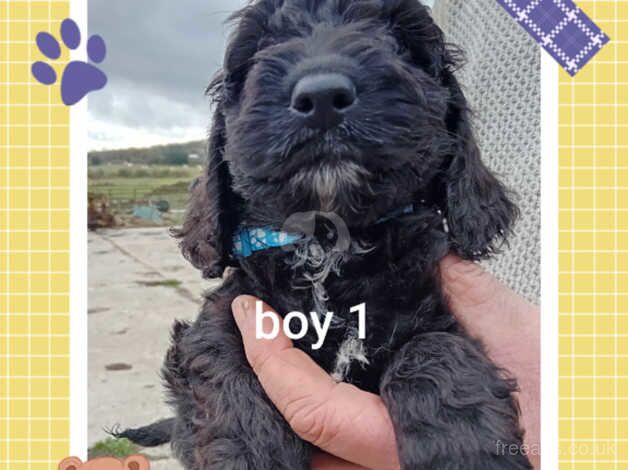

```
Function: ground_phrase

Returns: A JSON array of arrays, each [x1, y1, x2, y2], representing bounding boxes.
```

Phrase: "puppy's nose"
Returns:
[[290, 73, 356, 130]]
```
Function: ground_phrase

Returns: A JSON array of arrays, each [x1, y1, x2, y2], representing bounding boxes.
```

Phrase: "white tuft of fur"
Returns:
[[289, 160, 373, 213], [311, 161, 369, 211], [284, 220, 373, 381], [287, 236, 371, 322], [331, 334, 370, 382]]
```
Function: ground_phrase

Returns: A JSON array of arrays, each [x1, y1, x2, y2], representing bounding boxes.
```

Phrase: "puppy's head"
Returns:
[[176, 0, 517, 278]]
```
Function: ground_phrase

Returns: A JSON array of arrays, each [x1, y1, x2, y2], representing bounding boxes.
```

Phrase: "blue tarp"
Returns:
[[133, 205, 162, 222]]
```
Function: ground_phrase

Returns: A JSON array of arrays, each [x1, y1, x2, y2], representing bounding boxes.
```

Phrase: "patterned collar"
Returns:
[[232, 204, 416, 258]]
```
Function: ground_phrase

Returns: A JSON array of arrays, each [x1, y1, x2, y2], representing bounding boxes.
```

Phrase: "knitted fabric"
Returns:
[[433, 0, 541, 303]]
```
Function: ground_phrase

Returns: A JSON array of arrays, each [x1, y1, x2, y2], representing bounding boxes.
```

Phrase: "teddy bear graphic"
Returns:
[[58, 455, 150, 470]]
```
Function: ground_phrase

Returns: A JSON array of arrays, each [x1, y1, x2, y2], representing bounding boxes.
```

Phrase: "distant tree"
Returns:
[[163, 150, 189, 166], [90, 155, 103, 165], [88, 140, 206, 166]]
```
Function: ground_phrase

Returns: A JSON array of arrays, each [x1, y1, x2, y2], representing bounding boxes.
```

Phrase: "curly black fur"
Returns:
[[121, 1, 530, 469]]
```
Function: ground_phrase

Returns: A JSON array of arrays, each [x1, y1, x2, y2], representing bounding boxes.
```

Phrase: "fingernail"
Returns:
[[232, 296, 251, 330]]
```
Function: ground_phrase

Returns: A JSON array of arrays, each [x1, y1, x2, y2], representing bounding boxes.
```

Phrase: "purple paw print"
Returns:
[[32, 18, 107, 106]]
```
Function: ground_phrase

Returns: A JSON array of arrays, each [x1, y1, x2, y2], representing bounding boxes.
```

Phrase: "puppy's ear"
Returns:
[[173, 80, 241, 278], [387, 0, 453, 77], [441, 71, 518, 259], [388, 2, 517, 259]]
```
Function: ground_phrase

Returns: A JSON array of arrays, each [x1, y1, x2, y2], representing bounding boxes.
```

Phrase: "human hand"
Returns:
[[440, 255, 540, 468], [231, 296, 399, 470], [231, 256, 540, 469]]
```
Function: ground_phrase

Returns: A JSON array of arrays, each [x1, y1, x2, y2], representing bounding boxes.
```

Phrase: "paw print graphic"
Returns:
[[32, 18, 107, 106]]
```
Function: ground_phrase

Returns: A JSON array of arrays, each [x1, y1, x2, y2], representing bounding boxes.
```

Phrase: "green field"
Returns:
[[88, 164, 201, 227], [89, 164, 199, 186]]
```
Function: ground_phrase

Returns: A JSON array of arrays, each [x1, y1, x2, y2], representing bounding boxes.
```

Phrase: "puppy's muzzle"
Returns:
[[290, 72, 357, 131]]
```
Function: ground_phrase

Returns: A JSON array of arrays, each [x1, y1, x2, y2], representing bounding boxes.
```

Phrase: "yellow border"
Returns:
[[0, 1, 71, 468], [0, 0, 627, 468], [558, 1, 627, 468]]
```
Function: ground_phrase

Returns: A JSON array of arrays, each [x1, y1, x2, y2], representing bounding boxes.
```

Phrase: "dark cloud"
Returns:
[[88, 0, 247, 150]]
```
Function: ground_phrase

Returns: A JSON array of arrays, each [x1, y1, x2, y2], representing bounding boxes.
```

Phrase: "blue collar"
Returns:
[[232, 204, 416, 258]]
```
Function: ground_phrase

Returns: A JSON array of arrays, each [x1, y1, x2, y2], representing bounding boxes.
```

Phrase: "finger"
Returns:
[[232, 295, 400, 470], [232, 295, 334, 392], [311, 452, 368, 470]]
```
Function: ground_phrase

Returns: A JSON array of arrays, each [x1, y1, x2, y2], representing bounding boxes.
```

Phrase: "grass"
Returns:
[[88, 164, 199, 197], [89, 164, 200, 180], [88, 437, 138, 459], [138, 279, 182, 288], [89, 178, 193, 203], [90, 177, 186, 189]]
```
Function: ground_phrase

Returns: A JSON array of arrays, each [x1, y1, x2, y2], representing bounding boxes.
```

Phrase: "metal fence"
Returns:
[[88, 184, 190, 223], [91, 184, 187, 206]]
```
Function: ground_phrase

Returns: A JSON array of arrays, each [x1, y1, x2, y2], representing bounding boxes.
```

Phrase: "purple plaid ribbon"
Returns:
[[497, 0, 609, 76]]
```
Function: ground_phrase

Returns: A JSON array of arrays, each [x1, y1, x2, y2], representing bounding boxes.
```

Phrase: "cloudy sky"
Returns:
[[88, 0, 434, 151], [88, 0, 248, 150]]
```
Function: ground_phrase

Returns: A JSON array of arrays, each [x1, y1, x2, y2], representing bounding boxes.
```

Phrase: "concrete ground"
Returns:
[[88, 227, 220, 469]]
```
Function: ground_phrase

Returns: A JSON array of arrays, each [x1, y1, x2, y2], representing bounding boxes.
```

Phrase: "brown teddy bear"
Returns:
[[58, 455, 150, 470]]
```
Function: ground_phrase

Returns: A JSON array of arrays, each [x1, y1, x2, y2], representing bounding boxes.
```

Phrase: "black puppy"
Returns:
[[118, 1, 532, 468]]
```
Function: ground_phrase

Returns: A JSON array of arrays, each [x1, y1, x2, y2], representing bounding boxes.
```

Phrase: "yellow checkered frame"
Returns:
[[558, 1, 628, 468], [1, 0, 71, 469], [0, 0, 627, 468]]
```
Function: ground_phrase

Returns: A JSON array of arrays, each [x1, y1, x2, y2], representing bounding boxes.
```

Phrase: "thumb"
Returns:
[[231, 295, 338, 423], [231, 295, 294, 355]]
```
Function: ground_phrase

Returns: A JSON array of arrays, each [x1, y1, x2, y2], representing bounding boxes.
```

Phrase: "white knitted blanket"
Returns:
[[433, 0, 541, 303]]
